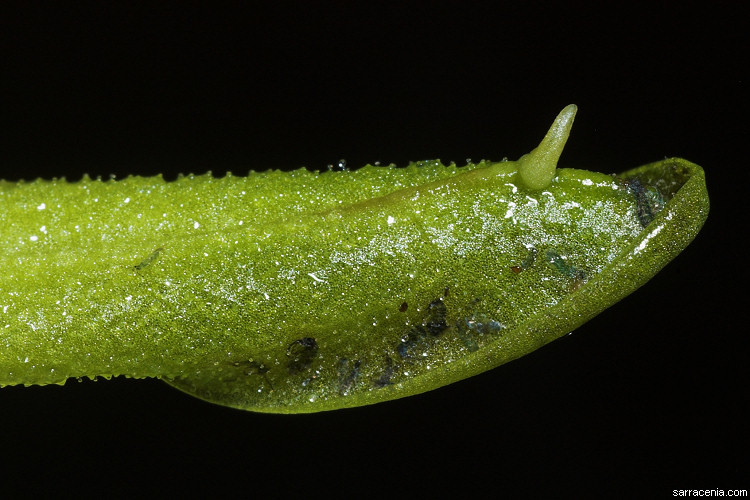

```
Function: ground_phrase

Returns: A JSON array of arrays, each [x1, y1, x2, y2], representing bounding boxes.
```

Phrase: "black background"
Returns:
[[1, 2, 745, 496]]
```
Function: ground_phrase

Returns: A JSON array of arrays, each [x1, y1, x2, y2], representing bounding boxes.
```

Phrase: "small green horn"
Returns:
[[516, 104, 577, 190]]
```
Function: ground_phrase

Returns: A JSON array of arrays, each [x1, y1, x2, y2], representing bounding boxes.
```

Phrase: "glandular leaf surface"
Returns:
[[0, 106, 708, 412]]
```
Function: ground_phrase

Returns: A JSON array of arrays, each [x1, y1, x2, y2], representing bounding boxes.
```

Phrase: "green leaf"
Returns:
[[0, 106, 708, 413]]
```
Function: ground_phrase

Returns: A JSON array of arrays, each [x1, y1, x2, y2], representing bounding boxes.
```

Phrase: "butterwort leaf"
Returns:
[[0, 105, 708, 412]]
